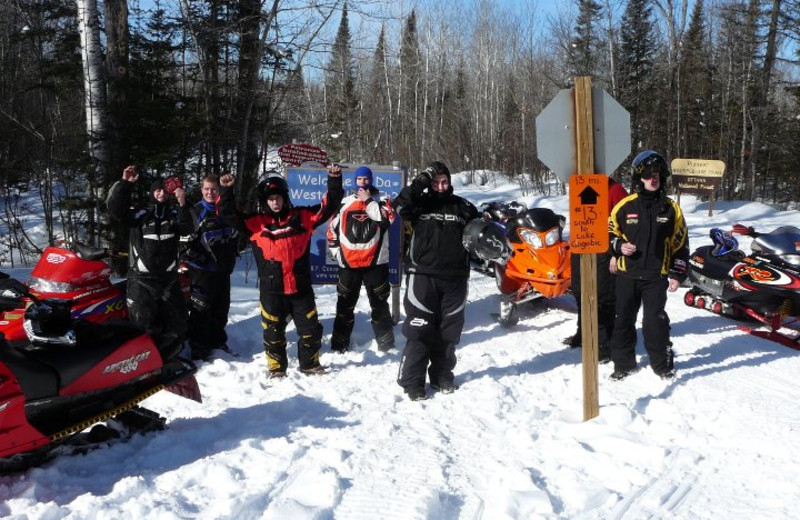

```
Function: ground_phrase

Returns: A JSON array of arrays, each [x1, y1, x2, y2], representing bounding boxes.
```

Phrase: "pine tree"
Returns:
[[569, 0, 604, 78], [364, 25, 392, 163], [325, 3, 357, 162], [616, 0, 658, 151], [397, 9, 421, 166], [679, 0, 714, 158]]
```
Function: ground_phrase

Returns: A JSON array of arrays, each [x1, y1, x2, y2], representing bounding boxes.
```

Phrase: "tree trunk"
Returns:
[[103, 0, 128, 181], [76, 0, 109, 246]]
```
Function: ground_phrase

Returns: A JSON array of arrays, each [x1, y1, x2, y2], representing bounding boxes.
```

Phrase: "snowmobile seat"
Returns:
[[694, 245, 741, 280], [0, 339, 59, 400], [19, 320, 143, 390]]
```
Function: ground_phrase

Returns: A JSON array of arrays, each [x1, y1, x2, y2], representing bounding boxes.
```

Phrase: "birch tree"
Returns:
[[76, 0, 109, 245]]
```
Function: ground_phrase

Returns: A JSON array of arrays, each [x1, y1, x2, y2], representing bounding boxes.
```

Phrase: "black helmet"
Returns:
[[462, 219, 512, 264], [631, 150, 669, 192], [257, 176, 290, 204], [425, 160, 451, 181], [480, 201, 509, 222]]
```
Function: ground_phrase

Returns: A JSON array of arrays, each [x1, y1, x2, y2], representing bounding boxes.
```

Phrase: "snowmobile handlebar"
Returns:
[[731, 223, 758, 237], [71, 243, 127, 261]]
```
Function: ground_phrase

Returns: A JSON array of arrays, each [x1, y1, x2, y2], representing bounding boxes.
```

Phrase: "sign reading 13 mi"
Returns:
[[568, 174, 609, 254]]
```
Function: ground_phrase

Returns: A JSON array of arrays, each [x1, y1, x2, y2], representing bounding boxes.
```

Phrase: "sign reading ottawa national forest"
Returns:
[[670, 158, 726, 194]]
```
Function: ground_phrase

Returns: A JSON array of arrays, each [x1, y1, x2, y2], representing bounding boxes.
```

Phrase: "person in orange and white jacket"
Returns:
[[327, 166, 396, 353]]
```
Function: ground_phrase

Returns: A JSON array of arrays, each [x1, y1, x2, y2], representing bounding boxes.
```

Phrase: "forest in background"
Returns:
[[0, 0, 798, 264]]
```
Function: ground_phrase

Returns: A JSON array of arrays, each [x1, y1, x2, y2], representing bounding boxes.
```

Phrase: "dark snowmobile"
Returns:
[[0, 281, 201, 472], [685, 224, 800, 349]]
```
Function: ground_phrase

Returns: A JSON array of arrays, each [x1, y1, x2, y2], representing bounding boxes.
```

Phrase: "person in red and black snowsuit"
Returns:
[[607, 150, 689, 380], [184, 174, 239, 360], [327, 166, 396, 353], [566, 176, 629, 361], [218, 167, 343, 378], [393, 161, 480, 401], [107, 165, 194, 360]]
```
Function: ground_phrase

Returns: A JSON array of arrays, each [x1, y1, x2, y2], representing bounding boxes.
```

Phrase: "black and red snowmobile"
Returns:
[[0, 275, 200, 472], [684, 224, 800, 350]]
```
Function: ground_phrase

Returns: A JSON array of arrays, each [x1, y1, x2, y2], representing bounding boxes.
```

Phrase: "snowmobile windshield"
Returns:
[[752, 227, 800, 259], [517, 208, 561, 232], [28, 276, 78, 294], [511, 209, 563, 248]]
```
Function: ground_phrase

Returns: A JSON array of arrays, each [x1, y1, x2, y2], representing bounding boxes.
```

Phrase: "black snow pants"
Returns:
[[397, 273, 468, 391], [260, 289, 323, 373], [187, 269, 231, 357], [127, 273, 187, 359], [331, 264, 394, 352], [609, 276, 673, 374], [571, 251, 617, 347]]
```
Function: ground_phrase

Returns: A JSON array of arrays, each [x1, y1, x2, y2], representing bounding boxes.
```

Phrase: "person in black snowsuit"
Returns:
[[183, 174, 239, 360], [393, 161, 480, 401], [107, 165, 194, 359], [607, 150, 689, 380]]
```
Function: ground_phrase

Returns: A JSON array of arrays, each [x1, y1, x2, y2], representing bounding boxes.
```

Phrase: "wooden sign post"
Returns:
[[536, 77, 631, 421], [574, 78, 600, 421]]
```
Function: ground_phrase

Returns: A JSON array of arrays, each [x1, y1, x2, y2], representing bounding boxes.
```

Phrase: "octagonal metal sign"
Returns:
[[536, 89, 575, 183], [591, 88, 631, 176], [536, 88, 631, 182]]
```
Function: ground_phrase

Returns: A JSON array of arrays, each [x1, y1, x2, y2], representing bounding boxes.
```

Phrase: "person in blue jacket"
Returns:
[[184, 174, 239, 360]]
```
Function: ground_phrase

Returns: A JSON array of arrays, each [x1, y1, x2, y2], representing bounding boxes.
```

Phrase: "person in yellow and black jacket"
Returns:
[[217, 166, 344, 379], [607, 150, 689, 381], [327, 166, 396, 353]]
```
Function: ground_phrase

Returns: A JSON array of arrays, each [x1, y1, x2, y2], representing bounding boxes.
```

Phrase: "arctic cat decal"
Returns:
[[103, 351, 152, 375], [46, 253, 67, 264]]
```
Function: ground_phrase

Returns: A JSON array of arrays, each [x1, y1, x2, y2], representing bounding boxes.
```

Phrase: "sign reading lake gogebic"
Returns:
[[568, 174, 609, 254], [671, 158, 726, 193], [278, 143, 329, 167]]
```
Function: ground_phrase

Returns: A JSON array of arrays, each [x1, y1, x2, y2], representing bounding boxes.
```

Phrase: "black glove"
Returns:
[[414, 168, 433, 189]]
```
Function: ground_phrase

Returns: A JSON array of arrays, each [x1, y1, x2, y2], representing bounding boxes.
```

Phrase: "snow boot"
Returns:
[[299, 365, 328, 376], [405, 387, 427, 401], [610, 367, 639, 381], [431, 381, 458, 394], [564, 331, 581, 348]]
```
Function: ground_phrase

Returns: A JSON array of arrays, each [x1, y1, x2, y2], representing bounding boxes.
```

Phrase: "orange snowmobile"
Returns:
[[477, 202, 572, 327]]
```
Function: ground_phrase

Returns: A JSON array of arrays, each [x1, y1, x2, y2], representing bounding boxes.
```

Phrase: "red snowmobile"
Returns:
[[684, 224, 800, 350], [476, 202, 572, 327], [0, 262, 200, 471], [0, 242, 189, 342], [0, 243, 128, 342]]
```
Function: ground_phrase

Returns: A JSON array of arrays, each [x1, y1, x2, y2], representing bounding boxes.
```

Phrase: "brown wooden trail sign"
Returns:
[[671, 158, 726, 216]]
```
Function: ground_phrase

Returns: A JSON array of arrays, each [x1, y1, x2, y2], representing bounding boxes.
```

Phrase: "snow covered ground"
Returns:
[[2, 176, 799, 519]]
